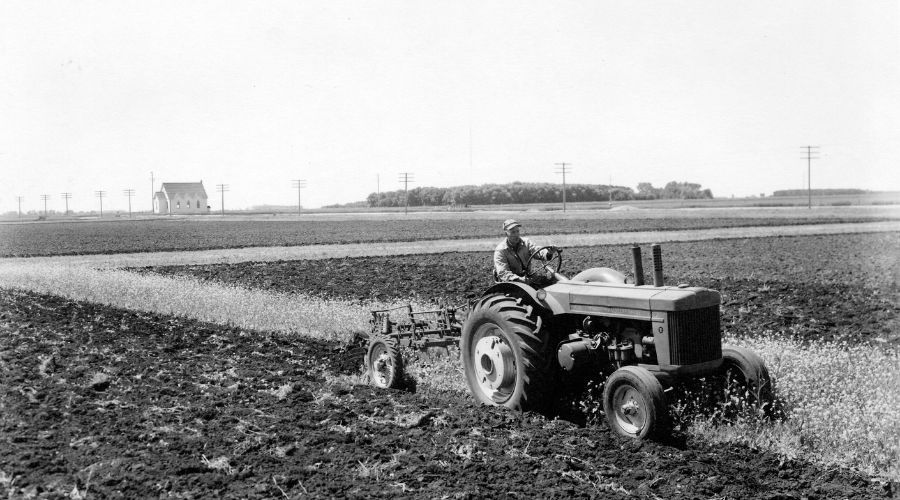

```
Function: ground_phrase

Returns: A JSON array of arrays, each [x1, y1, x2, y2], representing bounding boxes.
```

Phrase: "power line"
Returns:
[[40, 194, 50, 217], [123, 189, 135, 218], [801, 146, 820, 209], [554, 162, 572, 212], [216, 184, 229, 216], [61, 192, 72, 216], [398, 172, 414, 214], [291, 179, 307, 214], [95, 190, 106, 218]]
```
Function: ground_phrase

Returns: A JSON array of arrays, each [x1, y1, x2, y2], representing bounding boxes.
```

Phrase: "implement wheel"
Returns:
[[603, 366, 669, 439], [366, 335, 403, 389], [460, 294, 550, 412]]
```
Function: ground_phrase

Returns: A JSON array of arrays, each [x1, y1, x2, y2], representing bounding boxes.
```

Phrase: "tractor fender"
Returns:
[[480, 282, 566, 316]]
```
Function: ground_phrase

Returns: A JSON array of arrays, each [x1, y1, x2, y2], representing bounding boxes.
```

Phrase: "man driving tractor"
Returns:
[[493, 219, 558, 286]]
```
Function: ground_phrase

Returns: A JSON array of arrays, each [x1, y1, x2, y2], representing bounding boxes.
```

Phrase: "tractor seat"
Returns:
[[569, 267, 627, 284]]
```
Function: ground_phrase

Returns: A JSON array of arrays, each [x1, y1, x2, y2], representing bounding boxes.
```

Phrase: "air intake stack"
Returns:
[[631, 245, 645, 286], [651, 243, 664, 287]]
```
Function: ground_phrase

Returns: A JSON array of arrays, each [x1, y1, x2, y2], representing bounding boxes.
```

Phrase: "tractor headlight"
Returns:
[[536, 289, 547, 301]]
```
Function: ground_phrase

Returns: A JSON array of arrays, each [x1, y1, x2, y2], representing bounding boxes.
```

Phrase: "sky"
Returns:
[[2, 1, 899, 211]]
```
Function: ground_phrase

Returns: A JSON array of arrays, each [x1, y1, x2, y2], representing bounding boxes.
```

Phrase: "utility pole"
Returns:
[[40, 194, 50, 217], [291, 179, 306, 214], [398, 172, 414, 214], [150, 171, 155, 214], [801, 146, 820, 209], [16, 196, 23, 218], [554, 162, 572, 212], [377, 174, 380, 195], [61, 192, 72, 216], [123, 189, 135, 217], [95, 190, 106, 218], [216, 184, 229, 216]]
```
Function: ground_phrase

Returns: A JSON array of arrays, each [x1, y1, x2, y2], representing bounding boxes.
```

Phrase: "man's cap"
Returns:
[[503, 219, 522, 231]]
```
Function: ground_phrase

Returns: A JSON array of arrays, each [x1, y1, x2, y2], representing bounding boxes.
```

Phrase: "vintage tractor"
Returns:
[[365, 244, 772, 439]]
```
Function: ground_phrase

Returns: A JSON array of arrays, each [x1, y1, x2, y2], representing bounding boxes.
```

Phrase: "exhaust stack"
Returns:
[[651, 243, 664, 287], [631, 245, 645, 286]]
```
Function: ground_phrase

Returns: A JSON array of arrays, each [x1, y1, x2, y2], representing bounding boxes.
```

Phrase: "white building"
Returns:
[[154, 182, 210, 215]]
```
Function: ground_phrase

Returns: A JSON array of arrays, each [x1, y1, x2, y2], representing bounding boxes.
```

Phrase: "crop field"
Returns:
[[1, 212, 898, 498], [1, 205, 897, 257]]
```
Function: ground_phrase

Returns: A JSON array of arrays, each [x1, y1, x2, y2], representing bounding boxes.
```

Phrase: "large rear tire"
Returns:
[[460, 294, 550, 412], [603, 366, 669, 439], [721, 346, 773, 409]]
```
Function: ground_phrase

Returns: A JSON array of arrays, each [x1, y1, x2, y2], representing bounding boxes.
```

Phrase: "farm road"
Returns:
[[3, 220, 899, 269]]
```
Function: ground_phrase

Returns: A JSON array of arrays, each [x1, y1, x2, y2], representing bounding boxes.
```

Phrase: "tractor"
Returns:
[[365, 244, 772, 439]]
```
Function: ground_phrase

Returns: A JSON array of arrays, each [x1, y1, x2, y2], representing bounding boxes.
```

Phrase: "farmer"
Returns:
[[493, 219, 557, 286]]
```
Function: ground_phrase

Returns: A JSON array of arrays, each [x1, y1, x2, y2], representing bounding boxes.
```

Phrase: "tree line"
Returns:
[[363, 181, 713, 207]]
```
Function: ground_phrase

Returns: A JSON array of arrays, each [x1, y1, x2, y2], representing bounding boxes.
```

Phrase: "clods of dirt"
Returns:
[[0, 288, 892, 498]]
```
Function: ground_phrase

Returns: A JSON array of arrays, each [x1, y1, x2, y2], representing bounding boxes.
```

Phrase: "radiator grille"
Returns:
[[666, 306, 722, 365]]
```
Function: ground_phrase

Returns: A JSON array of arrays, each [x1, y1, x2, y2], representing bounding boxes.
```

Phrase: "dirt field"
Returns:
[[2, 220, 898, 497], [1, 210, 895, 257], [0, 289, 890, 499]]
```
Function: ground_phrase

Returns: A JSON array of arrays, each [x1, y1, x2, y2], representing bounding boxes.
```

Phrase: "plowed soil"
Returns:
[[0, 289, 891, 499], [147, 232, 900, 346], [1, 215, 891, 257]]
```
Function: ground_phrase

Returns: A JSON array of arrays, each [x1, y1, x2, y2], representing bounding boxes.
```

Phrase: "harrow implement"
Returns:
[[365, 304, 464, 389]]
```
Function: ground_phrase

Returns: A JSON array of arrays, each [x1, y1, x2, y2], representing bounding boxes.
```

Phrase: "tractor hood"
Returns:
[[538, 281, 721, 320]]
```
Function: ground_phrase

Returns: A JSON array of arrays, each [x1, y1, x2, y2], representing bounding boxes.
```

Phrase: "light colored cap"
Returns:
[[502, 219, 522, 231]]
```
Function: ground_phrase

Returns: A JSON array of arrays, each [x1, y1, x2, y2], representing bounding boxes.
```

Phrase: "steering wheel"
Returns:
[[523, 246, 563, 277]]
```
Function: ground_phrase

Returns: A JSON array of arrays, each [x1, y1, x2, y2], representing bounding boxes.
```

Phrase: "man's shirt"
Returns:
[[493, 237, 549, 282]]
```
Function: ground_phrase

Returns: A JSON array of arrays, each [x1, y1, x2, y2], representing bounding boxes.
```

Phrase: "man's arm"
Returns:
[[523, 238, 553, 260], [493, 248, 523, 282]]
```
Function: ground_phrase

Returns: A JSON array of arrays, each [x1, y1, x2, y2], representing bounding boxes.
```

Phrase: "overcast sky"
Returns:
[[2, 1, 899, 211]]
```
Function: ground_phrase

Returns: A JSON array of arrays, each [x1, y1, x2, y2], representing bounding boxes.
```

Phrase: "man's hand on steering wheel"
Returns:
[[523, 246, 563, 277]]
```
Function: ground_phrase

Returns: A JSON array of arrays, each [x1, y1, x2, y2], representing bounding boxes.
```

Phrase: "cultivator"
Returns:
[[365, 304, 465, 388]]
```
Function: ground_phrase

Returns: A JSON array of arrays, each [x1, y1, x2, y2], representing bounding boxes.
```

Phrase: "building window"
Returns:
[[187, 200, 191, 209]]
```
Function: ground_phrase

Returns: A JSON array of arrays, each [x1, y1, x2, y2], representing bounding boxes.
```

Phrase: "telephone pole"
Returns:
[[40, 194, 50, 217], [150, 171, 155, 214], [61, 192, 72, 216], [123, 189, 135, 217], [216, 184, 229, 216], [554, 162, 572, 211], [16, 196, 23, 218], [398, 172, 414, 214], [801, 146, 820, 209], [291, 179, 306, 214], [95, 190, 106, 217]]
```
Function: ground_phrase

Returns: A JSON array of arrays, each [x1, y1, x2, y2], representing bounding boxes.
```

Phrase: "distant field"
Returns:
[[1, 207, 898, 257]]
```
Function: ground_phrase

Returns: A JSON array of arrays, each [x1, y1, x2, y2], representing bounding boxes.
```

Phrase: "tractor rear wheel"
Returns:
[[460, 294, 550, 412], [366, 335, 403, 389], [721, 346, 773, 410], [603, 365, 669, 439]]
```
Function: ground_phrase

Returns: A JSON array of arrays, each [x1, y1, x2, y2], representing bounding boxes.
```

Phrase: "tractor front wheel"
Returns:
[[603, 365, 669, 439], [460, 294, 550, 412], [366, 335, 403, 389]]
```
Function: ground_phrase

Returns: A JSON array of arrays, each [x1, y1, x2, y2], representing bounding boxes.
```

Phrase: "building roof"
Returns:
[[159, 182, 207, 198]]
